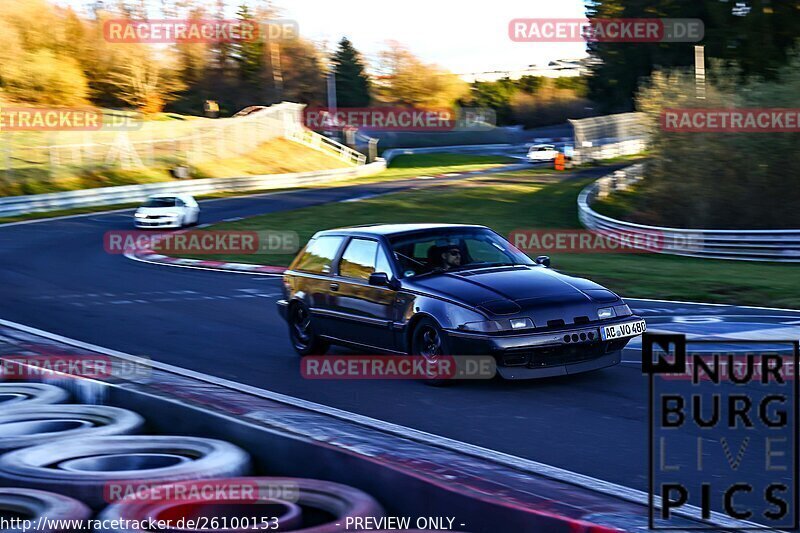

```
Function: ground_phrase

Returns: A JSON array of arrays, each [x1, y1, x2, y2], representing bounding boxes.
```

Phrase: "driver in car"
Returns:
[[440, 246, 463, 270]]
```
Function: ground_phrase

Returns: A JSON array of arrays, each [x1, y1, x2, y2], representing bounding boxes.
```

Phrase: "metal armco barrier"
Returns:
[[0, 161, 386, 218], [382, 144, 518, 163], [578, 164, 800, 262]]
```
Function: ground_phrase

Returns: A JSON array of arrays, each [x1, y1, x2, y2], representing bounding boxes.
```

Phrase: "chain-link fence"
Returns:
[[569, 112, 648, 164], [0, 102, 320, 182]]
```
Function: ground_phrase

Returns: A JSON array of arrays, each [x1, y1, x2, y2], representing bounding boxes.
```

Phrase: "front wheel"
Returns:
[[411, 318, 455, 386], [288, 303, 329, 356]]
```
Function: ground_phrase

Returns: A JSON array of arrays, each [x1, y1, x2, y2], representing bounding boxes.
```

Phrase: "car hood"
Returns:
[[407, 265, 620, 319]]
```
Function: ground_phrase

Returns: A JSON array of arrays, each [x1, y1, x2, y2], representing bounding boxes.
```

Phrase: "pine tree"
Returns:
[[331, 37, 371, 107]]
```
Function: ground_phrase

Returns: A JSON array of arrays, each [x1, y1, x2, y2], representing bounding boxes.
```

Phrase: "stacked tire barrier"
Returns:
[[0, 383, 394, 533]]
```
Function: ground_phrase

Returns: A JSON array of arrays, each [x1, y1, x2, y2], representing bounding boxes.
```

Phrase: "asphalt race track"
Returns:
[[2, 166, 798, 521]]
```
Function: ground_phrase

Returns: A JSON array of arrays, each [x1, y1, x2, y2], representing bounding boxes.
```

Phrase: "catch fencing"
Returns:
[[569, 112, 647, 164], [0, 102, 365, 181]]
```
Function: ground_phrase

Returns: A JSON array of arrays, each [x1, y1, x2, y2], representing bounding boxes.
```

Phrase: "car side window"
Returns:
[[374, 244, 393, 276], [175, 199, 186, 207], [294, 236, 344, 274], [339, 239, 378, 280]]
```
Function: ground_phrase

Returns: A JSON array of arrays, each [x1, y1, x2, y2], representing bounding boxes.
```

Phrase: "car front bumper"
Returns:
[[134, 217, 181, 229], [443, 316, 643, 380]]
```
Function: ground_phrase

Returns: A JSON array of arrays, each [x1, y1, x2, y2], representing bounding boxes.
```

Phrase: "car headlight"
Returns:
[[598, 307, 616, 320], [614, 303, 632, 317], [459, 317, 535, 333], [134, 212, 146, 218], [459, 320, 504, 333]]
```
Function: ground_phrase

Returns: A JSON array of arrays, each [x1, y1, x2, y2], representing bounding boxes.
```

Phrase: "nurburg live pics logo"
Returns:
[[644, 333, 799, 530]]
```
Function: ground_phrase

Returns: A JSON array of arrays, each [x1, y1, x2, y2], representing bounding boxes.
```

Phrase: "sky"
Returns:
[[60, 0, 589, 73]]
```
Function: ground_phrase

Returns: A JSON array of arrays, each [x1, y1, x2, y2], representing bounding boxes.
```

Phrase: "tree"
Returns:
[[331, 37, 371, 107], [586, 0, 800, 112], [107, 47, 185, 113], [282, 38, 326, 105], [376, 42, 468, 108]]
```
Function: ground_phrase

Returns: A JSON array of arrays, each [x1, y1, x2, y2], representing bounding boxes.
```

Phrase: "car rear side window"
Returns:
[[339, 239, 378, 280], [294, 236, 344, 274]]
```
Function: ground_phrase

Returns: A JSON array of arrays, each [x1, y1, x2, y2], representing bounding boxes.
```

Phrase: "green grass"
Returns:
[[176, 168, 800, 308]]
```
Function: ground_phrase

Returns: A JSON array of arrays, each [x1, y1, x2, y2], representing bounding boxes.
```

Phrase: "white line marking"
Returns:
[[0, 206, 137, 228], [0, 317, 769, 530], [341, 193, 382, 203], [627, 297, 800, 313]]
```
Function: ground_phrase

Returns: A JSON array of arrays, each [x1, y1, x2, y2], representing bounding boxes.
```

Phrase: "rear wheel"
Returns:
[[288, 303, 329, 356], [411, 318, 455, 386]]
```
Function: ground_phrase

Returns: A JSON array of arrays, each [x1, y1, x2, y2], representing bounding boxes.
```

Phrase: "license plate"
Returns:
[[601, 320, 647, 341]]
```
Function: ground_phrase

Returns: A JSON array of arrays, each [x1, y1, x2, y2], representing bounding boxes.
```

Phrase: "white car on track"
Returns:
[[527, 144, 560, 162], [133, 194, 200, 229]]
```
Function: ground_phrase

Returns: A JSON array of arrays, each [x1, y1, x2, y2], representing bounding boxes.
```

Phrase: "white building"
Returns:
[[458, 59, 589, 83]]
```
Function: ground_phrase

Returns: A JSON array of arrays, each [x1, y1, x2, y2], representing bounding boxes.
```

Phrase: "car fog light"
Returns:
[[598, 307, 616, 320]]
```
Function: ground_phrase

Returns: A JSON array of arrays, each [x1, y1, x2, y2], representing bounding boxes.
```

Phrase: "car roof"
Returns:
[[315, 223, 489, 238]]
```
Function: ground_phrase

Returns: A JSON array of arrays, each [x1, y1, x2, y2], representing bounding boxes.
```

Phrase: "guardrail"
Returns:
[[382, 144, 518, 163], [0, 160, 386, 218], [578, 164, 800, 262]]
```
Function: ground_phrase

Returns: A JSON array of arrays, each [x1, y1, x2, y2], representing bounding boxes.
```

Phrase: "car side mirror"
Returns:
[[535, 255, 551, 268], [369, 272, 400, 290]]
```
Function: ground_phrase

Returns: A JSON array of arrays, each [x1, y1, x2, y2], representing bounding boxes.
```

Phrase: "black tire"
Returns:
[[98, 477, 383, 533], [0, 405, 144, 452], [410, 318, 456, 387], [0, 383, 70, 410], [0, 436, 252, 509], [0, 488, 91, 532], [288, 302, 329, 356]]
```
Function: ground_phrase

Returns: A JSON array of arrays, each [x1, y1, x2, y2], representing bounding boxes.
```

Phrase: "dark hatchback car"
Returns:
[[277, 224, 646, 379]]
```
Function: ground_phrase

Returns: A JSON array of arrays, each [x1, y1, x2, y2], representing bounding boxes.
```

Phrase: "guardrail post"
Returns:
[[369, 138, 379, 163]]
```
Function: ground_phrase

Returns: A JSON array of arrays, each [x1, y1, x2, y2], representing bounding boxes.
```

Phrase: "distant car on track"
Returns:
[[277, 224, 646, 380], [527, 144, 559, 162], [133, 194, 199, 229]]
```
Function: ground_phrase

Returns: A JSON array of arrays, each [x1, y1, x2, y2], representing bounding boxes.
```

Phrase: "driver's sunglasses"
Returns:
[[447, 249, 461, 257]]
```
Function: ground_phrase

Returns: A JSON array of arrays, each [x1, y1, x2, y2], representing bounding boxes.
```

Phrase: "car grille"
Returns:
[[501, 342, 608, 368], [526, 344, 605, 368]]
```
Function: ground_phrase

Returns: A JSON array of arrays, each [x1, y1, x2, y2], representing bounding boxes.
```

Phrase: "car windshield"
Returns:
[[389, 228, 533, 278], [142, 198, 177, 208]]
